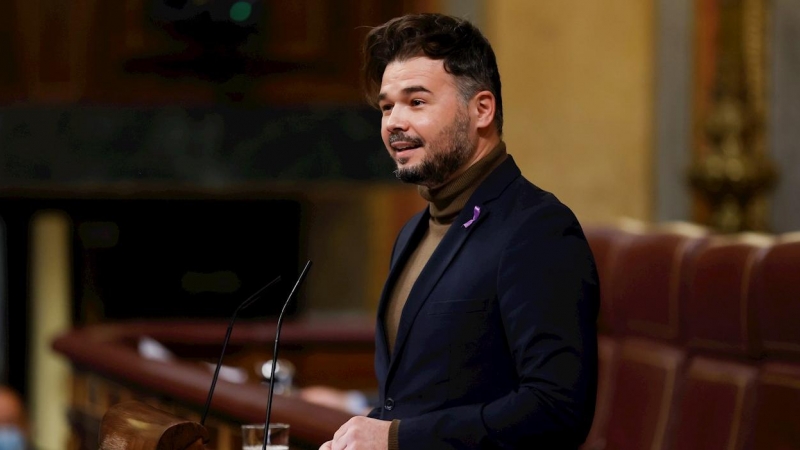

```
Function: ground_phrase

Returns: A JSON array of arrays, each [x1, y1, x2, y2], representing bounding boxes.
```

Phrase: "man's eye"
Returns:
[[381, 104, 393, 112], [411, 99, 425, 106]]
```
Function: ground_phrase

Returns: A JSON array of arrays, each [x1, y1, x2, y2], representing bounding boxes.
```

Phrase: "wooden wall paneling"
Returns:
[[0, 0, 25, 102], [83, 0, 214, 104], [11, 0, 37, 102], [38, 2, 72, 92], [251, 0, 407, 104], [10, 0, 96, 102], [263, 0, 328, 61], [3, 0, 443, 105], [402, 0, 443, 14]]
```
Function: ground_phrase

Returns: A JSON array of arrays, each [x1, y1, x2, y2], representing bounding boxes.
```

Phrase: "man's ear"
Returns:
[[472, 91, 496, 130]]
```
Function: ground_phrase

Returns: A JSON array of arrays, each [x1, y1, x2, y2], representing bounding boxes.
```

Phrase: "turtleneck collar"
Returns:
[[418, 141, 508, 225]]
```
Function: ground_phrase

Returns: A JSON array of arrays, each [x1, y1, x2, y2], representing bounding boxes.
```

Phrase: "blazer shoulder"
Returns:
[[502, 177, 587, 242], [510, 177, 577, 219]]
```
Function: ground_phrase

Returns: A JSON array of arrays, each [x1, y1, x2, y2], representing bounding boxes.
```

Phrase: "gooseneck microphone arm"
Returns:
[[263, 260, 312, 449], [200, 275, 282, 426]]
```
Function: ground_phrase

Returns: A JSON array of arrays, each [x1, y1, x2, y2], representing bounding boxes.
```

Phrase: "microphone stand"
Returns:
[[263, 260, 312, 450], [200, 275, 282, 426]]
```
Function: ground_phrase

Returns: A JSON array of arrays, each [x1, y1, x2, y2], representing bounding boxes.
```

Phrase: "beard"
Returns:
[[392, 109, 475, 187]]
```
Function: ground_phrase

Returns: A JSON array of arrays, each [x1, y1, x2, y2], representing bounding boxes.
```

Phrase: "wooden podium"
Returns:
[[98, 401, 208, 450], [53, 318, 376, 449]]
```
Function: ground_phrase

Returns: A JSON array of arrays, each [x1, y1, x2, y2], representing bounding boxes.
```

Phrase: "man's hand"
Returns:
[[319, 416, 391, 450]]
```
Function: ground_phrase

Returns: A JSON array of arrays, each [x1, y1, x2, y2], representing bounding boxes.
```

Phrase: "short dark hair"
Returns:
[[362, 13, 503, 134]]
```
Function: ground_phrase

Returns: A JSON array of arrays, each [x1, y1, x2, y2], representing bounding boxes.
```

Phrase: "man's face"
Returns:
[[378, 57, 476, 187]]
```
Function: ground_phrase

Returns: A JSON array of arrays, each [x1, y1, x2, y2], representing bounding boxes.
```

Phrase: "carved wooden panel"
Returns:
[[0, 0, 444, 104]]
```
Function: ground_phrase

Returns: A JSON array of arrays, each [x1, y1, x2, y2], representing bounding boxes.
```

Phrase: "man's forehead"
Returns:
[[386, 55, 445, 72], [379, 57, 453, 95]]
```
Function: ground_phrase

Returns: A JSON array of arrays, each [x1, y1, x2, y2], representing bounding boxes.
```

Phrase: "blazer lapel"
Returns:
[[375, 209, 429, 374], [387, 206, 490, 380]]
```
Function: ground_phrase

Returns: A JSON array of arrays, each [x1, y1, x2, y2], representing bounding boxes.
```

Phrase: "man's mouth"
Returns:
[[389, 135, 423, 154], [392, 142, 422, 152]]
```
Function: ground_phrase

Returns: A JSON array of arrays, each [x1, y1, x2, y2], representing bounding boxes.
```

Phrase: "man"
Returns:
[[322, 13, 598, 450]]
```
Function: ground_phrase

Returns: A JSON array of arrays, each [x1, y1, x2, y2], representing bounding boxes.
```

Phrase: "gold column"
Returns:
[[30, 210, 72, 450]]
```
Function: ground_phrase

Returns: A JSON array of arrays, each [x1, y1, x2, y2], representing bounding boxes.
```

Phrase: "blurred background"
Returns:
[[0, 0, 797, 448]]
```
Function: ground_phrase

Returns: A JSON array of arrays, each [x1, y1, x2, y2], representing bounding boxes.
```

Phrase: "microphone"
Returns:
[[262, 260, 312, 450], [200, 275, 282, 426]]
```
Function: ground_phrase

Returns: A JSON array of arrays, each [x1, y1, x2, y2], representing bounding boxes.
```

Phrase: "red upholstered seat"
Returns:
[[581, 335, 619, 450], [669, 234, 770, 450], [751, 236, 800, 359], [584, 224, 638, 335], [604, 338, 686, 450], [607, 227, 706, 342], [748, 236, 800, 449], [682, 234, 771, 357], [671, 357, 758, 450], [580, 225, 800, 449], [751, 362, 800, 450], [750, 362, 800, 449]]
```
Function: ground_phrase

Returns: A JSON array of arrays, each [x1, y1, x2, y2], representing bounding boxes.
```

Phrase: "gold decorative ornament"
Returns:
[[689, 0, 777, 232]]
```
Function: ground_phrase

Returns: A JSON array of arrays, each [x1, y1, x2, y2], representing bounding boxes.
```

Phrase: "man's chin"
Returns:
[[394, 165, 427, 185], [395, 157, 414, 168], [394, 158, 421, 174]]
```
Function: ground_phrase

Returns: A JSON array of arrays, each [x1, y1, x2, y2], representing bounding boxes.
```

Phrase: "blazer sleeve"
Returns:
[[367, 406, 382, 419], [396, 204, 600, 449]]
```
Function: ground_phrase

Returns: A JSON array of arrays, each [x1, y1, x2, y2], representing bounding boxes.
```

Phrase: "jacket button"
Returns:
[[384, 398, 394, 411]]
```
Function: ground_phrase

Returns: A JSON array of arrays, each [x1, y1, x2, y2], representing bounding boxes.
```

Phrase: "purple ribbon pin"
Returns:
[[462, 205, 481, 229]]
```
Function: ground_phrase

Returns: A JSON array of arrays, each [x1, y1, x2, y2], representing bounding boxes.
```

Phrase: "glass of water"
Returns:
[[241, 423, 290, 450]]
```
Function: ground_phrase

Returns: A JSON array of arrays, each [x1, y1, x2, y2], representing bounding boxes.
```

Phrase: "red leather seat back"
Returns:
[[752, 237, 800, 359], [682, 235, 770, 357], [584, 225, 633, 334], [750, 363, 800, 449], [749, 236, 800, 449], [670, 235, 770, 450], [672, 357, 758, 450], [604, 338, 686, 450], [581, 335, 619, 450], [608, 229, 705, 342]]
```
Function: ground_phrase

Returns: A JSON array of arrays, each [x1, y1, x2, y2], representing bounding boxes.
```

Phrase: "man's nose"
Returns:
[[385, 107, 409, 132]]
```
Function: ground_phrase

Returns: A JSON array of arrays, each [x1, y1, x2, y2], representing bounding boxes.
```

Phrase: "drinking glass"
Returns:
[[240, 423, 290, 450]]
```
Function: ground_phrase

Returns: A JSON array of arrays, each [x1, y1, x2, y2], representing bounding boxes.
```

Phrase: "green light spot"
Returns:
[[229, 2, 252, 22]]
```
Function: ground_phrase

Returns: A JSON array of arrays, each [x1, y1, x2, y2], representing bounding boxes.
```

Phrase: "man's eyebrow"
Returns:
[[377, 85, 432, 102]]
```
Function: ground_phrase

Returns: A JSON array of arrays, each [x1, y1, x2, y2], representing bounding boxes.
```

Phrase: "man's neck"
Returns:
[[419, 140, 507, 224]]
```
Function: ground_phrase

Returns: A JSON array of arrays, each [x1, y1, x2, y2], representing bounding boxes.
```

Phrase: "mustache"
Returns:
[[388, 133, 424, 147]]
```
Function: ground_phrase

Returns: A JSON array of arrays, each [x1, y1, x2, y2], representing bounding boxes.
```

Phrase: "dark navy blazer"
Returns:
[[368, 156, 599, 449]]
